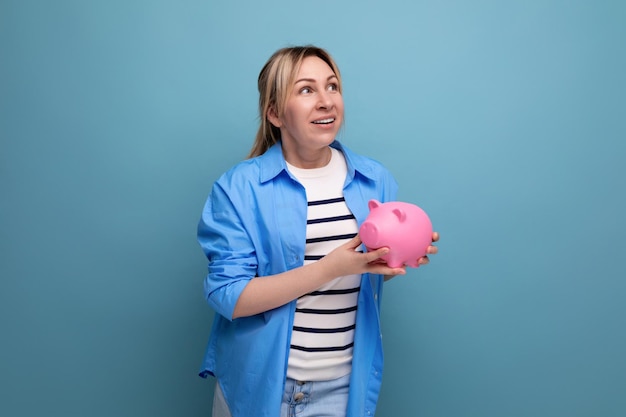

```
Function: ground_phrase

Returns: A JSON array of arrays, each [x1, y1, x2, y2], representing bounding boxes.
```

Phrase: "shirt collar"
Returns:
[[258, 140, 379, 183]]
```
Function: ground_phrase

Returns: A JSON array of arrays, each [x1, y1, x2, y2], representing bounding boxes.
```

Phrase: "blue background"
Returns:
[[1, 1, 625, 416]]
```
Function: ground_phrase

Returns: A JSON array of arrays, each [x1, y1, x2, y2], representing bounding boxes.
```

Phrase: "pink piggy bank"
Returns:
[[359, 199, 433, 268]]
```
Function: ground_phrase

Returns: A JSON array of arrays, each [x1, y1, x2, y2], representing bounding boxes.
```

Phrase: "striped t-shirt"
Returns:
[[286, 147, 361, 382]]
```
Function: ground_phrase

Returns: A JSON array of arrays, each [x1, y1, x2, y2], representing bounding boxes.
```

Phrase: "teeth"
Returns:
[[312, 118, 334, 124]]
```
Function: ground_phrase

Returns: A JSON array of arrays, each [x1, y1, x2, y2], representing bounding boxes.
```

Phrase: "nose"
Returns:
[[316, 89, 334, 109]]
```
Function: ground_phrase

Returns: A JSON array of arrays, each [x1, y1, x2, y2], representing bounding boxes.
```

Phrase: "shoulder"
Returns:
[[334, 141, 395, 180], [212, 152, 288, 204], [216, 158, 261, 188], [216, 142, 286, 189]]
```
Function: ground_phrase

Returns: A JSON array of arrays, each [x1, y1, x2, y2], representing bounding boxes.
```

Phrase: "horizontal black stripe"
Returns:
[[308, 197, 345, 206], [295, 306, 358, 315], [305, 250, 363, 262], [307, 287, 360, 296], [290, 342, 354, 353], [306, 233, 356, 244], [307, 214, 355, 225], [293, 324, 356, 334]]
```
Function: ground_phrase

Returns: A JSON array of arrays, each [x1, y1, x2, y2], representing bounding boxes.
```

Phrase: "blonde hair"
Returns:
[[248, 45, 343, 158]]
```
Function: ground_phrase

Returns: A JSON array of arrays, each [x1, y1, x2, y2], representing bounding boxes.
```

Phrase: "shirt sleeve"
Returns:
[[197, 180, 258, 320]]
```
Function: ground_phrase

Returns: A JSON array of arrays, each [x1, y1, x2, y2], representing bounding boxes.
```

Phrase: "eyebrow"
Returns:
[[294, 75, 338, 84]]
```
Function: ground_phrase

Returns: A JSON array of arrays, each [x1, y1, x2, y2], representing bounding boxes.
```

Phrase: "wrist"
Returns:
[[315, 255, 341, 281]]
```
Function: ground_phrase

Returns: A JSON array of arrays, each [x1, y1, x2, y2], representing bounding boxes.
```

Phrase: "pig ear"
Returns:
[[392, 208, 407, 223], [368, 200, 381, 210]]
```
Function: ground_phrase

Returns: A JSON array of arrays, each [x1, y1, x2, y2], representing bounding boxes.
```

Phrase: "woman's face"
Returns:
[[269, 56, 344, 164]]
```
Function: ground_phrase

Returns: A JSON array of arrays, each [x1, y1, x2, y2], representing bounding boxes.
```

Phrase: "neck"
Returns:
[[283, 145, 332, 169]]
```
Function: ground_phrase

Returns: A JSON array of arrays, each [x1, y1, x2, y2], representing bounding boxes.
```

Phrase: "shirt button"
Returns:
[[294, 392, 305, 401]]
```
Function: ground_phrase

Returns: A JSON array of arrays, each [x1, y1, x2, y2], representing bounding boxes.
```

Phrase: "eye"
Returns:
[[327, 83, 339, 92], [299, 86, 312, 94]]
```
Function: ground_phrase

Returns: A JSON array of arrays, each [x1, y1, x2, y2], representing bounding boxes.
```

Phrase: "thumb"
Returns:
[[345, 234, 363, 250], [364, 246, 390, 263]]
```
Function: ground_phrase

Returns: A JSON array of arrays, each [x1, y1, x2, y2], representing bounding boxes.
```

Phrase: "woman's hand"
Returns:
[[417, 231, 439, 266], [320, 235, 407, 278]]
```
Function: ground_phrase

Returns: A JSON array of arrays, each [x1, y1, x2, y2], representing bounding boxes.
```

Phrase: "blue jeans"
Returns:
[[281, 373, 351, 417], [212, 373, 351, 417]]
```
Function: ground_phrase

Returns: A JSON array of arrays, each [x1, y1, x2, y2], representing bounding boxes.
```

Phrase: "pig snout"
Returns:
[[359, 222, 380, 248]]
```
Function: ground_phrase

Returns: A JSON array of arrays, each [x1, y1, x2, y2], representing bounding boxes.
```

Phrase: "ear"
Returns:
[[368, 199, 381, 210], [392, 208, 407, 223], [267, 105, 282, 128]]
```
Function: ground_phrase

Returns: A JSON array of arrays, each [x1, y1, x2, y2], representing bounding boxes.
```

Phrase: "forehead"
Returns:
[[295, 56, 336, 80]]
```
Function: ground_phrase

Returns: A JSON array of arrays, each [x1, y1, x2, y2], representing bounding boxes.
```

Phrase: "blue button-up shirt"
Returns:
[[197, 141, 398, 417]]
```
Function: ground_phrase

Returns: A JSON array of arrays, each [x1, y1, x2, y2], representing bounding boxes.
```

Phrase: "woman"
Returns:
[[197, 45, 439, 417]]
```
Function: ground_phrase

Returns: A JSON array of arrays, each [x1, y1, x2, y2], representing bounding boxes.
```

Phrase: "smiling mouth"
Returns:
[[312, 118, 335, 125]]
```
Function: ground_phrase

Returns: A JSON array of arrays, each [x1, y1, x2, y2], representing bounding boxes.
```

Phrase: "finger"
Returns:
[[365, 246, 389, 262], [418, 256, 430, 266], [345, 234, 362, 250], [426, 245, 438, 255], [432, 232, 440, 242], [369, 264, 406, 276]]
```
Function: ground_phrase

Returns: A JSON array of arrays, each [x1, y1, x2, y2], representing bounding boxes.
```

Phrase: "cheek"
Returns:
[[278, 109, 295, 130], [335, 97, 345, 117], [283, 103, 308, 127]]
